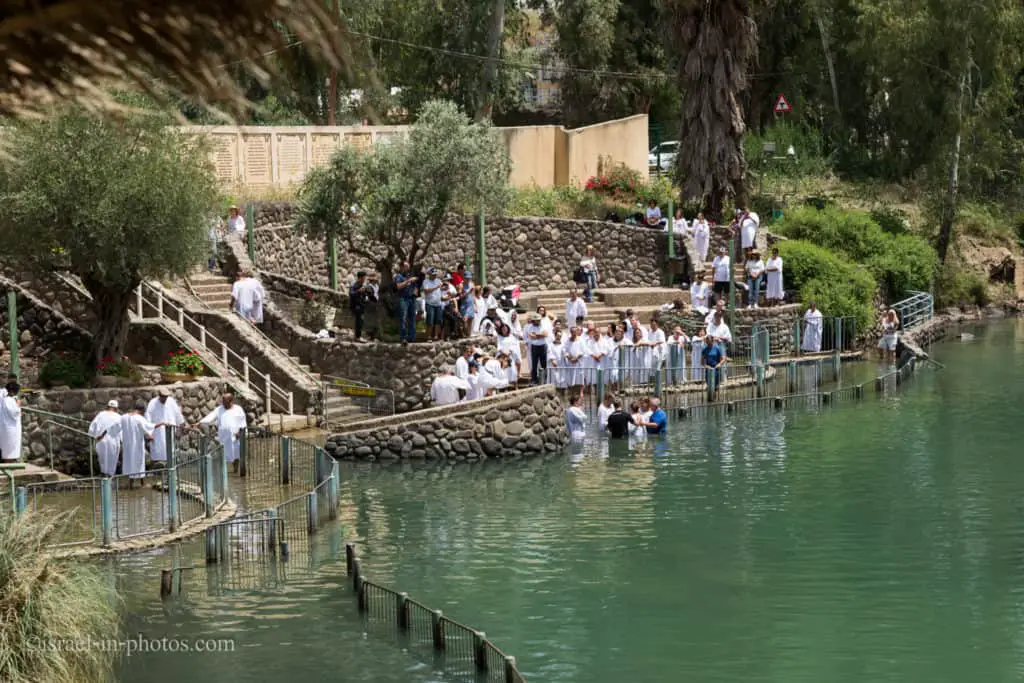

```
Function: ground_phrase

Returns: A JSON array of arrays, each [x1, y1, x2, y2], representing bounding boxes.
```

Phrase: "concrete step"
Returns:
[[259, 413, 313, 433], [192, 283, 233, 294]]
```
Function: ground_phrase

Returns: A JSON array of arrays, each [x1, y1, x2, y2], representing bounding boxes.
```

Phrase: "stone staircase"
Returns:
[[186, 269, 234, 310], [520, 287, 682, 327]]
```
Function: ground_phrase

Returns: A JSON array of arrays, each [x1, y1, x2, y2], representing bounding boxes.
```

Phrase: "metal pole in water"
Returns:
[[345, 542, 355, 574], [15, 486, 26, 515], [219, 448, 228, 504], [596, 369, 604, 406], [217, 523, 230, 564], [160, 569, 173, 599], [167, 465, 179, 532], [397, 592, 410, 630], [329, 461, 339, 520], [268, 510, 279, 555], [280, 436, 291, 485], [832, 352, 841, 381], [653, 367, 663, 398], [100, 478, 113, 546], [474, 631, 488, 671], [167, 428, 176, 469], [203, 454, 215, 518], [205, 527, 217, 564], [504, 656, 517, 683], [756, 364, 765, 397], [239, 432, 248, 478], [306, 491, 318, 534], [432, 610, 445, 650], [816, 358, 824, 387], [787, 360, 797, 393]]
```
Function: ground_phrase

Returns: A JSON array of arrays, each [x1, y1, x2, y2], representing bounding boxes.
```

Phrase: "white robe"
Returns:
[[108, 413, 156, 478], [567, 406, 588, 441], [547, 341, 566, 388], [472, 298, 487, 334], [625, 341, 650, 384], [430, 375, 469, 406], [741, 212, 759, 249], [597, 403, 614, 431], [562, 337, 587, 387], [690, 337, 705, 381], [454, 356, 471, 381], [145, 397, 185, 463], [671, 218, 688, 235], [765, 257, 784, 300], [690, 282, 710, 314], [564, 298, 588, 327], [199, 404, 248, 463], [691, 220, 711, 263], [802, 309, 824, 353], [706, 321, 733, 345], [233, 277, 265, 323], [0, 396, 22, 461], [483, 359, 509, 390], [667, 334, 689, 382], [88, 410, 122, 476], [647, 328, 667, 369]]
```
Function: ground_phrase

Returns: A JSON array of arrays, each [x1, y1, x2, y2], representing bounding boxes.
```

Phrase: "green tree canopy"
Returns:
[[0, 108, 221, 366], [294, 99, 510, 300]]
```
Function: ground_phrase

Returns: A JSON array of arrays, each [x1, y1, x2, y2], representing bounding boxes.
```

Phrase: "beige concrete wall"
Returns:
[[183, 115, 648, 190]]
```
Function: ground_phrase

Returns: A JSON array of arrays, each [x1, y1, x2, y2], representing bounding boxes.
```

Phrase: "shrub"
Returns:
[[38, 355, 88, 388], [956, 202, 1007, 241], [870, 206, 910, 235], [163, 349, 204, 376], [97, 356, 142, 382], [935, 265, 991, 309], [776, 240, 877, 332], [869, 234, 937, 297]]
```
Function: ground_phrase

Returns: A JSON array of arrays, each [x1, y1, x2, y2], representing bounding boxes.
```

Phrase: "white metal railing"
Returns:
[[133, 282, 294, 416], [892, 290, 934, 331]]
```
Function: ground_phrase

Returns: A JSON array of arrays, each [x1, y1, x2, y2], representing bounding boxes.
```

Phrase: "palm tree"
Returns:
[[0, 512, 120, 683], [668, 0, 759, 220]]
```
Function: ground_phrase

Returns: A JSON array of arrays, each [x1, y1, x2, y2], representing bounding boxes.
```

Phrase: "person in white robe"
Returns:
[[231, 270, 266, 324], [629, 402, 648, 444], [564, 290, 588, 328], [454, 346, 473, 381], [483, 356, 510, 391], [472, 286, 488, 334], [562, 328, 587, 389], [88, 400, 122, 476], [646, 319, 667, 371], [765, 248, 784, 306], [690, 213, 711, 264], [197, 392, 248, 470], [0, 381, 23, 462], [145, 387, 185, 464], [690, 280, 710, 315], [500, 353, 518, 387], [547, 331, 567, 389], [599, 331, 617, 389], [627, 327, 650, 385], [566, 395, 588, 441], [706, 311, 733, 346], [430, 369, 470, 406], [690, 330, 706, 382], [670, 209, 688, 236], [597, 394, 614, 432], [667, 327, 689, 384], [497, 324, 522, 375], [801, 303, 824, 353], [104, 400, 160, 485], [705, 299, 727, 326], [739, 206, 760, 256]]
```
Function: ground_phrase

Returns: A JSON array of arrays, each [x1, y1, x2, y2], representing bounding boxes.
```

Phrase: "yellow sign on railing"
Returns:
[[337, 385, 376, 398]]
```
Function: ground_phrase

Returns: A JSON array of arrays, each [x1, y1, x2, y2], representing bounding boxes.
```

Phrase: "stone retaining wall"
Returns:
[[659, 305, 801, 357], [0, 278, 92, 357], [324, 385, 569, 461], [247, 201, 679, 292], [20, 379, 262, 474]]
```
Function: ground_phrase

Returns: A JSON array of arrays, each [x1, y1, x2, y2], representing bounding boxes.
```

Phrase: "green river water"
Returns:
[[116, 318, 1024, 683]]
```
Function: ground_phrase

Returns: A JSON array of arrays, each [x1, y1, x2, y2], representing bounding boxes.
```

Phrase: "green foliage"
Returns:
[[744, 122, 831, 178], [38, 356, 89, 389], [0, 108, 220, 364], [0, 512, 121, 683], [775, 205, 937, 296], [296, 100, 510, 275], [775, 240, 876, 332], [955, 202, 1012, 242], [870, 206, 910, 235], [163, 349, 204, 376], [935, 264, 991, 309], [96, 356, 142, 382]]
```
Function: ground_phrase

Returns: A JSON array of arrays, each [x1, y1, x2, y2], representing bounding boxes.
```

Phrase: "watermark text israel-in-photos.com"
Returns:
[[28, 634, 236, 657]]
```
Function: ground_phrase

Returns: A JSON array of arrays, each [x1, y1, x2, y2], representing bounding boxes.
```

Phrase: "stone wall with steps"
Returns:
[[0, 267, 97, 327], [323, 385, 569, 461], [20, 379, 262, 475], [659, 304, 802, 357], [0, 276, 93, 359]]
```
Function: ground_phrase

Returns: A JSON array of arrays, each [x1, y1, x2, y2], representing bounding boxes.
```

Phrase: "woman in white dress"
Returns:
[[690, 328, 706, 381], [562, 327, 587, 389], [667, 326, 689, 384], [690, 280, 710, 315], [497, 323, 521, 378], [744, 250, 765, 309], [586, 328, 608, 388], [566, 394, 588, 441], [671, 209, 688, 236], [628, 326, 651, 385], [629, 401, 648, 443], [765, 248, 784, 306], [646, 319, 667, 373], [801, 302, 824, 353], [471, 285, 487, 334], [548, 330, 566, 389], [879, 308, 900, 363], [690, 212, 711, 264]]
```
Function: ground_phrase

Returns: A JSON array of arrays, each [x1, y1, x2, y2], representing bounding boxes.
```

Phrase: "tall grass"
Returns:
[[0, 512, 120, 683]]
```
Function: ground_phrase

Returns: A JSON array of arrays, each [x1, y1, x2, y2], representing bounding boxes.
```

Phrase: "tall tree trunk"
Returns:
[[475, 0, 506, 122], [327, 0, 340, 125], [81, 275, 139, 371], [815, 13, 841, 119], [937, 67, 968, 264]]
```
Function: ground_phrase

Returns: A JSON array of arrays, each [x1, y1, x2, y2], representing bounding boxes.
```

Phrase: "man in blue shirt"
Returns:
[[394, 261, 418, 345], [701, 340, 726, 400], [642, 397, 668, 434]]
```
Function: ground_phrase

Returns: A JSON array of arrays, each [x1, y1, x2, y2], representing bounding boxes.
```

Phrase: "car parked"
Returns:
[[648, 140, 679, 173]]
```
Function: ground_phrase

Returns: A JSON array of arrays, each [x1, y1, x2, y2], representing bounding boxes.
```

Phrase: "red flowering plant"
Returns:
[[584, 165, 643, 200], [163, 349, 204, 376], [97, 355, 142, 381]]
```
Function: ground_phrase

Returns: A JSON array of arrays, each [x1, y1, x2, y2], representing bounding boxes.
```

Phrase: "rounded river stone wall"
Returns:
[[324, 385, 569, 461]]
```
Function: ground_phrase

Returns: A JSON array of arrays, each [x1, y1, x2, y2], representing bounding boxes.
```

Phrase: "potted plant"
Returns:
[[96, 356, 143, 387], [161, 349, 204, 382]]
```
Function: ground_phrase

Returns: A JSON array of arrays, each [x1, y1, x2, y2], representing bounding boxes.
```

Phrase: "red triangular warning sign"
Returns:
[[774, 94, 792, 113]]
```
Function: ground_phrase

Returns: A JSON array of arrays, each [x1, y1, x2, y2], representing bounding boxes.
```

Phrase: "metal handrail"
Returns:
[[39, 420, 95, 478], [892, 290, 934, 331], [21, 406, 91, 425], [134, 281, 294, 415]]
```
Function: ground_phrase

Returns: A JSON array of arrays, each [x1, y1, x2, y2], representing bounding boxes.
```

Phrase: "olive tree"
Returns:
[[0, 108, 220, 367], [294, 99, 510, 306]]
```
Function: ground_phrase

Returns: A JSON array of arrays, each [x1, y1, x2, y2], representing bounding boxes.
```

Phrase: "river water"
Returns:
[[117, 319, 1024, 683]]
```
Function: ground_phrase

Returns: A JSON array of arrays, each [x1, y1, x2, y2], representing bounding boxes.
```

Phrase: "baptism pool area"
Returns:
[[110, 318, 1024, 683]]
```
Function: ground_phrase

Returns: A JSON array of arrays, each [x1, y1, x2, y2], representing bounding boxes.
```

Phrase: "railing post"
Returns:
[[15, 486, 26, 515], [100, 477, 113, 546], [618, 346, 626, 387], [239, 432, 248, 477], [200, 327, 207, 347], [728, 236, 736, 330], [345, 542, 355, 574], [280, 436, 291, 485], [397, 592, 410, 630], [156, 289, 164, 318], [832, 352, 841, 381], [306, 491, 318, 534], [596, 369, 604, 406], [474, 631, 488, 671], [177, 307, 184, 328], [653, 367, 663, 397], [432, 610, 445, 650], [167, 465, 179, 532], [787, 360, 797, 393], [135, 286, 143, 319], [160, 569, 173, 599], [265, 375, 272, 416], [243, 357, 250, 388], [504, 656, 517, 683], [755, 364, 765, 397], [794, 320, 802, 357], [203, 453, 215, 518], [815, 358, 824, 387], [205, 527, 217, 563], [329, 460, 339, 520], [219, 446, 229, 504], [287, 392, 294, 416], [352, 556, 361, 591], [267, 511, 278, 555], [217, 522, 230, 564]]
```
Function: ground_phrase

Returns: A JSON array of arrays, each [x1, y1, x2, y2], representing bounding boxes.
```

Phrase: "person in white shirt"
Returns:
[[454, 346, 474, 381], [585, 327, 607, 387], [690, 280, 710, 315], [801, 302, 824, 353], [689, 212, 711, 264], [102, 400, 161, 486], [739, 205, 759, 258], [227, 205, 246, 236], [0, 381, 23, 462], [547, 329, 567, 389], [579, 245, 600, 303], [481, 286, 499, 313], [472, 285, 487, 334], [421, 267, 444, 341], [564, 289, 588, 328], [671, 209, 688, 236], [667, 326, 689, 383], [705, 299, 727, 325], [745, 250, 765, 309], [145, 386, 185, 464], [231, 270, 266, 324], [711, 246, 732, 303], [566, 394, 588, 441], [597, 394, 614, 432], [765, 247, 784, 306], [706, 310, 733, 346], [562, 327, 587, 389], [89, 400, 122, 476], [197, 392, 248, 471], [879, 308, 900, 363], [524, 312, 550, 385], [645, 199, 666, 229], [496, 324, 522, 381], [690, 328, 706, 381], [646, 318, 667, 370], [482, 355, 510, 391], [627, 326, 650, 385]]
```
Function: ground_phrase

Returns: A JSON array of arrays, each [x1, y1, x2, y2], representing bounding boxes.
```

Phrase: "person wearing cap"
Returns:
[[0, 380, 22, 462], [421, 267, 444, 341], [146, 387, 186, 465], [89, 400, 122, 476], [227, 205, 246, 236], [711, 246, 732, 302], [430, 367, 470, 406], [744, 249, 765, 309], [349, 271, 374, 341], [198, 392, 248, 472], [101, 400, 163, 486], [524, 312, 550, 385]]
